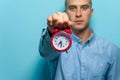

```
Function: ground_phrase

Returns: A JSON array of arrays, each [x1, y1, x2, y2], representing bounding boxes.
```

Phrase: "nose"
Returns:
[[76, 9, 82, 18]]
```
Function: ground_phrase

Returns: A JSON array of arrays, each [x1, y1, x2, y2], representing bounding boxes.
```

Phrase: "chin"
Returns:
[[71, 24, 88, 32], [72, 25, 85, 30]]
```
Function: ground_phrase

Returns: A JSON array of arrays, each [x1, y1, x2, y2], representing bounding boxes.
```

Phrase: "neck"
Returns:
[[72, 26, 92, 44]]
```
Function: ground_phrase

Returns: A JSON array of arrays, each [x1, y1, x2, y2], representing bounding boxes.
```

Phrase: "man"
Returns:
[[39, 0, 120, 80]]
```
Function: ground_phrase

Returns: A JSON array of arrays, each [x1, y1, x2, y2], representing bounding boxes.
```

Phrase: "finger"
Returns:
[[47, 16, 53, 26], [52, 13, 58, 22], [68, 21, 73, 27], [56, 12, 62, 15], [56, 13, 64, 25], [47, 15, 52, 22], [63, 12, 69, 23], [62, 12, 70, 28]]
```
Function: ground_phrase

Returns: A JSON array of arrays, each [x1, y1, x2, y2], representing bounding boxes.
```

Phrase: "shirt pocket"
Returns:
[[92, 76, 105, 80], [90, 59, 109, 80], [89, 53, 110, 78]]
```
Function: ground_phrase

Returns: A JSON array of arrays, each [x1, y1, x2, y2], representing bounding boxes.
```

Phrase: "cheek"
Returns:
[[83, 12, 91, 21], [69, 15, 74, 21], [67, 12, 75, 20]]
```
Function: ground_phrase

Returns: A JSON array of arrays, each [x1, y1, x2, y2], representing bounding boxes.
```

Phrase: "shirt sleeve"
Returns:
[[106, 44, 120, 80], [39, 28, 59, 61]]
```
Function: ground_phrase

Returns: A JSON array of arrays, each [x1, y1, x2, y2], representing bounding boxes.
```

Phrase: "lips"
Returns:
[[74, 20, 84, 25], [74, 20, 84, 22]]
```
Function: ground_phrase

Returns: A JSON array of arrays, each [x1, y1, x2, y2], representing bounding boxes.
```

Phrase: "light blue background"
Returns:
[[0, 0, 120, 80]]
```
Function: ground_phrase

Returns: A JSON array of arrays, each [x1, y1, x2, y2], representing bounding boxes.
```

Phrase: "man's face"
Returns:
[[66, 0, 93, 31]]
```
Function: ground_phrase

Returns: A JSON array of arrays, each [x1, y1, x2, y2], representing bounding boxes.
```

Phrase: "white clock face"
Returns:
[[52, 33, 70, 51]]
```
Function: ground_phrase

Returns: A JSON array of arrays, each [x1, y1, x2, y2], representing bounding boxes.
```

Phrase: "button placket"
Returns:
[[80, 64, 88, 80], [81, 66, 86, 71]]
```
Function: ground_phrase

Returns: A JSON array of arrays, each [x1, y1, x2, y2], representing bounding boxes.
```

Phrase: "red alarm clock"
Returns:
[[51, 26, 72, 52]]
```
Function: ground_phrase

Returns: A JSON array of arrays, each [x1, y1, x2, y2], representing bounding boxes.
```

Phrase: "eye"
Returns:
[[81, 5, 89, 10], [68, 6, 76, 11]]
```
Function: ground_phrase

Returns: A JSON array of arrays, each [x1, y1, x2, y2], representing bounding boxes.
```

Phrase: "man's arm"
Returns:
[[39, 12, 72, 60], [106, 44, 120, 80], [39, 28, 59, 61]]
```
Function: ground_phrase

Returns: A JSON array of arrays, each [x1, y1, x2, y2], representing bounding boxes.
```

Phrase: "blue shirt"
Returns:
[[39, 28, 120, 80]]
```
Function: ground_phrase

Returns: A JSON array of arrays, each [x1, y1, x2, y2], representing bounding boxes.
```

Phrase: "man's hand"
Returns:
[[47, 12, 73, 33]]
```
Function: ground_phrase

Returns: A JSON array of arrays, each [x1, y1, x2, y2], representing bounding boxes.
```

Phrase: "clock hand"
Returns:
[[58, 41, 62, 48]]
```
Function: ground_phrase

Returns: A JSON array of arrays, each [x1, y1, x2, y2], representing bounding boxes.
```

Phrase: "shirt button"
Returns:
[[81, 66, 86, 71], [100, 63, 104, 67], [81, 50, 84, 53]]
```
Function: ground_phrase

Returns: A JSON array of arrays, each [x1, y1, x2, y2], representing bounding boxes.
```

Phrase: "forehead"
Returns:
[[66, 0, 90, 6]]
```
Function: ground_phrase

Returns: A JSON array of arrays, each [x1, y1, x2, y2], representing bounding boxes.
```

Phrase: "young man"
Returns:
[[39, 0, 120, 80]]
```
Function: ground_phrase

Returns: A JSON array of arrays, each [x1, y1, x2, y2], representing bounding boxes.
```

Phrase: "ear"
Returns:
[[90, 8, 94, 16], [64, 9, 67, 12]]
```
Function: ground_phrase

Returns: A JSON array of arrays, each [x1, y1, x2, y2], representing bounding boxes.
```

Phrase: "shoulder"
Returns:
[[95, 34, 120, 59], [95, 34, 119, 49]]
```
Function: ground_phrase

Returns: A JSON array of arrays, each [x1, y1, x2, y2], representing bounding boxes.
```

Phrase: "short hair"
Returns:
[[65, 0, 92, 9]]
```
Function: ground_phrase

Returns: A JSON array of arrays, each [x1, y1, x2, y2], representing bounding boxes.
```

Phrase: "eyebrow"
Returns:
[[68, 4, 90, 7], [68, 4, 76, 7], [81, 4, 90, 7]]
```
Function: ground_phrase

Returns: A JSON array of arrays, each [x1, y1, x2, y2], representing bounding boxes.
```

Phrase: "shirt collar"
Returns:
[[71, 32, 96, 46]]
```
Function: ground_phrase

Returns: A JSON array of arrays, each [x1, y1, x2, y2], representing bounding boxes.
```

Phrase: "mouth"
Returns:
[[74, 20, 84, 25]]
